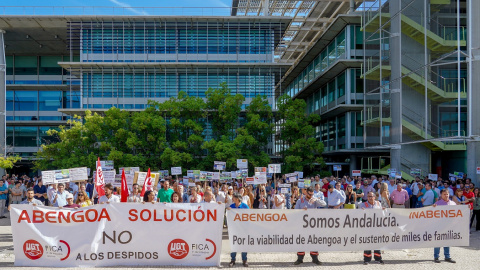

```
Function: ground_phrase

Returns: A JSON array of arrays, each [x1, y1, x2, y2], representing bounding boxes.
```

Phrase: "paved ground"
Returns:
[[1, 209, 479, 270]]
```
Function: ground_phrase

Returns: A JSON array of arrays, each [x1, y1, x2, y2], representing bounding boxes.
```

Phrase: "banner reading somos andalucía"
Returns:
[[227, 205, 469, 252], [11, 203, 224, 267]]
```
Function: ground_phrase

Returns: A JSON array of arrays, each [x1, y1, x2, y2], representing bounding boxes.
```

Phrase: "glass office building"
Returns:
[[277, 0, 479, 179], [0, 14, 290, 173]]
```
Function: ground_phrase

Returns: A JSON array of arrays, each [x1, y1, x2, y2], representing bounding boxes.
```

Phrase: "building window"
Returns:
[[39, 91, 62, 111], [39, 56, 63, 75], [14, 91, 38, 111], [14, 56, 37, 76], [14, 126, 38, 147]]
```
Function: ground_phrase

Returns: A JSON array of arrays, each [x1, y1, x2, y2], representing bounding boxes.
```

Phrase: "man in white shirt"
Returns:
[[99, 183, 120, 204], [52, 183, 70, 207], [216, 184, 227, 203], [387, 178, 396, 194], [411, 177, 422, 208], [70, 181, 79, 201], [327, 184, 346, 209]]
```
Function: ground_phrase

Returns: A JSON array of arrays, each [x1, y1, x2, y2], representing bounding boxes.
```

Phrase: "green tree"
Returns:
[[0, 155, 21, 169], [201, 83, 245, 170], [149, 92, 207, 172], [205, 82, 245, 140], [234, 95, 273, 173], [277, 94, 324, 174], [34, 108, 167, 172]]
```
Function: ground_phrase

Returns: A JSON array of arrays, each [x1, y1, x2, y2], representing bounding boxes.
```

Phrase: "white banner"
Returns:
[[227, 206, 469, 252], [237, 159, 248, 169], [11, 203, 224, 267], [69, 167, 88, 182], [171, 167, 182, 175]]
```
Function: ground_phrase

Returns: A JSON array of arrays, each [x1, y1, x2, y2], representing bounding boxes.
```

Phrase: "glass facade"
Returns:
[[282, 25, 363, 98]]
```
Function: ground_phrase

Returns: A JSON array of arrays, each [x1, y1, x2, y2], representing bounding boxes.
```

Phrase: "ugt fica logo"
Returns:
[[23, 239, 43, 260], [168, 239, 189, 259]]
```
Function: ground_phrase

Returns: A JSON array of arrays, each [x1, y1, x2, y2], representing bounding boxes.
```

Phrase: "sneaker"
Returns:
[[293, 260, 303, 265], [445, 258, 456, 263], [229, 261, 235, 267], [242, 261, 248, 267], [434, 258, 441, 263], [364, 262, 369, 265], [312, 258, 322, 265], [377, 260, 384, 265]]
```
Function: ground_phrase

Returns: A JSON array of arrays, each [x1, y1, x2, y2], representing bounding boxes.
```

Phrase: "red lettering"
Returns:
[[72, 211, 85, 222], [193, 210, 204, 222], [98, 208, 111, 221], [58, 211, 71, 223], [128, 209, 138, 221], [17, 210, 31, 223], [45, 211, 56, 223], [140, 209, 151, 221], [33, 210, 45, 223], [85, 209, 98, 222], [176, 209, 186, 222], [207, 210, 216, 221]]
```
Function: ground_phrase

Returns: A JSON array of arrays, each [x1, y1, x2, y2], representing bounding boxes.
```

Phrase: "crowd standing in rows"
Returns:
[[1, 172, 477, 266]]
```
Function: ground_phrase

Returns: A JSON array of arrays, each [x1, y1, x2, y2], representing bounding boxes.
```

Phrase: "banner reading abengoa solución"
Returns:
[[11, 203, 224, 267], [227, 206, 469, 252]]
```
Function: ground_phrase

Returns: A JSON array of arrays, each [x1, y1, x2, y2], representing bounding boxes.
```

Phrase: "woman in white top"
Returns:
[[273, 189, 286, 209], [379, 182, 391, 208], [258, 186, 268, 209], [225, 186, 234, 206], [239, 187, 251, 207]]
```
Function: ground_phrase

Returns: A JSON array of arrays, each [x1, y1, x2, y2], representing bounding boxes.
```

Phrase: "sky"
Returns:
[[9, 0, 232, 8], [2, 0, 234, 16]]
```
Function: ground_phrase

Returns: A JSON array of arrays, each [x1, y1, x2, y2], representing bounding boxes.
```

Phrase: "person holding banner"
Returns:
[[228, 192, 249, 267], [157, 180, 174, 203], [143, 190, 157, 204], [128, 184, 143, 203], [361, 191, 385, 265], [432, 189, 457, 263], [293, 187, 325, 265], [188, 186, 202, 203], [76, 191, 93, 207], [20, 188, 43, 206], [99, 183, 120, 204]]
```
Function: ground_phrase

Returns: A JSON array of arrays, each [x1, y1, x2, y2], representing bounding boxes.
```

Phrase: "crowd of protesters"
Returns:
[[1, 171, 477, 267]]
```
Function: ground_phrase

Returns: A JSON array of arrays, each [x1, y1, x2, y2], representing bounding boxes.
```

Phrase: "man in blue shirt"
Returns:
[[33, 179, 47, 205], [52, 183, 70, 207], [228, 192, 248, 267], [0, 179, 8, 218]]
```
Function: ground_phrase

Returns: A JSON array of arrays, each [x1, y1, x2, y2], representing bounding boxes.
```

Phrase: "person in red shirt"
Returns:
[[464, 184, 475, 210], [321, 178, 329, 198], [60, 193, 80, 209]]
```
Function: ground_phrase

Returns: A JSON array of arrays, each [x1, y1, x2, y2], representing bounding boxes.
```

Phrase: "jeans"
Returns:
[[434, 247, 450, 259], [0, 199, 5, 216], [230, 252, 247, 262]]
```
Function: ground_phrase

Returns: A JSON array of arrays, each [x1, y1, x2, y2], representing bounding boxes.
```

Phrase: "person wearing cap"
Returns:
[[227, 192, 249, 267], [294, 186, 326, 265], [60, 193, 80, 209]]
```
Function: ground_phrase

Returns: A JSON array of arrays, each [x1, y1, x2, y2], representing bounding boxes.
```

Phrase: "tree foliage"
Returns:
[[277, 94, 325, 174], [35, 86, 324, 175], [0, 155, 21, 169]]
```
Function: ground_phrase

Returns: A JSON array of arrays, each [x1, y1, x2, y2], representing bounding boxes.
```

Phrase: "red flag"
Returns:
[[140, 168, 152, 197], [95, 158, 106, 198], [120, 169, 128, 202]]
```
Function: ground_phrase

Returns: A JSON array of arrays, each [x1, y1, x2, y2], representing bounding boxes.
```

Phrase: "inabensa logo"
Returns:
[[168, 239, 189, 259], [23, 239, 43, 260]]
